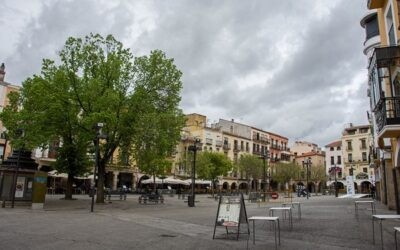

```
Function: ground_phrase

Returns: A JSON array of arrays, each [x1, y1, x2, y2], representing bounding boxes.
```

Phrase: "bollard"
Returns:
[[2, 199, 5, 208]]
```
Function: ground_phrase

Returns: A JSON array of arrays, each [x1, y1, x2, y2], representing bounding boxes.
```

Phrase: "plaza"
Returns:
[[0, 194, 397, 249]]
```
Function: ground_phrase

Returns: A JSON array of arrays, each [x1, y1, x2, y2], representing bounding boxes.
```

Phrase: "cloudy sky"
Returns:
[[1, 0, 368, 147]]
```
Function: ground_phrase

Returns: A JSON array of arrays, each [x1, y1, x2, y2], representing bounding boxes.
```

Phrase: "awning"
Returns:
[[48, 170, 68, 178], [142, 177, 189, 185]]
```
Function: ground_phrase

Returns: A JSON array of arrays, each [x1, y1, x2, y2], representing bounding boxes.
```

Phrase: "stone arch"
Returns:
[[239, 182, 248, 190], [251, 179, 258, 191], [231, 182, 237, 190], [222, 182, 229, 190], [307, 182, 315, 193], [361, 181, 372, 194]]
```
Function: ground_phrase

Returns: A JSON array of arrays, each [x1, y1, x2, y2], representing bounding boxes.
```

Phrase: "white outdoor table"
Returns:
[[355, 200, 375, 217], [282, 202, 301, 220], [268, 207, 293, 230], [395, 227, 400, 250], [372, 214, 400, 249], [248, 216, 280, 250]]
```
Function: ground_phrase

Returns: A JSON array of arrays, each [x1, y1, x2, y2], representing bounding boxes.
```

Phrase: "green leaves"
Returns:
[[237, 154, 263, 180], [0, 33, 185, 201], [196, 151, 233, 181]]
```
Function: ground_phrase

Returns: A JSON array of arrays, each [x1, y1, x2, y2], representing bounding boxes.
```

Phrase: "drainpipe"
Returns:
[[393, 168, 400, 214], [382, 159, 388, 205]]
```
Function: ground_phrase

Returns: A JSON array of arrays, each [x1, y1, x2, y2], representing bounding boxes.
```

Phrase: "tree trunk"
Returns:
[[65, 174, 74, 200], [211, 180, 215, 197], [153, 174, 157, 193], [96, 161, 105, 203]]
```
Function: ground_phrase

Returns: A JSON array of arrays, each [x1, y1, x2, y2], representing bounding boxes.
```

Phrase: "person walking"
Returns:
[[370, 185, 376, 199]]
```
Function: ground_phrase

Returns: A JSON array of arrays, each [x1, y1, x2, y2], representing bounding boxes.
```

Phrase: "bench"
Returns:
[[105, 190, 127, 201], [139, 194, 164, 204]]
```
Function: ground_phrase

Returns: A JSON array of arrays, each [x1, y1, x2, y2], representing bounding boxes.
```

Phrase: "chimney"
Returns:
[[0, 63, 5, 82], [231, 119, 234, 123]]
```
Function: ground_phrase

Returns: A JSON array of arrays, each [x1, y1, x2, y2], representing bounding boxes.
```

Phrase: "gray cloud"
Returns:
[[2, 0, 369, 147]]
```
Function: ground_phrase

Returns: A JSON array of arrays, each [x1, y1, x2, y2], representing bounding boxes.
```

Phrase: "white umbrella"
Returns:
[[141, 177, 163, 184], [163, 177, 189, 186], [184, 179, 211, 185], [48, 170, 68, 178]]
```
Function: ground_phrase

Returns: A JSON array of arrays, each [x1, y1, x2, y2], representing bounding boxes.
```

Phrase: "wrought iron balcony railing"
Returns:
[[374, 97, 400, 133]]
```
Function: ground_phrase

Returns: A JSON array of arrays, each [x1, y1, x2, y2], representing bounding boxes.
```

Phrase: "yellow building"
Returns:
[[0, 63, 21, 162], [174, 113, 291, 192], [341, 124, 374, 194], [366, 0, 400, 210]]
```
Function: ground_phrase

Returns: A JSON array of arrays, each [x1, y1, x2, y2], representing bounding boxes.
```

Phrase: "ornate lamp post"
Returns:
[[260, 149, 269, 201], [334, 164, 338, 198], [188, 138, 200, 207], [302, 157, 312, 200]]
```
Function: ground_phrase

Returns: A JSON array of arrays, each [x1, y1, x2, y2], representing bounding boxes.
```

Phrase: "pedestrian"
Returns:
[[370, 185, 376, 199]]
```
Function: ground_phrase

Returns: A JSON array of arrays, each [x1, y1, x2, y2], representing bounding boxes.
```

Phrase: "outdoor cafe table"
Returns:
[[268, 207, 293, 230], [282, 202, 301, 220], [248, 216, 280, 250], [372, 214, 400, 249], [355, 200, 375, 217]]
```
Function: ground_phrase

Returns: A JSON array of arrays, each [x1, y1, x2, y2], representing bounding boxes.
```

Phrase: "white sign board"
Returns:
[[15, 177, 25, 198], [346, 176, 355, 195], [217, 203, 240, 227]]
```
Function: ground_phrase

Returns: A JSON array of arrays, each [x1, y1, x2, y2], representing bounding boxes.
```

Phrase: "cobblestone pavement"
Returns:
[[0, 194, 396, 249]]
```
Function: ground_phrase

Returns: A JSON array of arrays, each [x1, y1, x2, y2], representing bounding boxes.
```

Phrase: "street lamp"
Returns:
[[302, 157, 311, 200], [334, 164, 338, 198], [260, 149, 269, 201], [11, 128, 24, 208], [188, 138, 200, 207], [91, 123, 104, 213]]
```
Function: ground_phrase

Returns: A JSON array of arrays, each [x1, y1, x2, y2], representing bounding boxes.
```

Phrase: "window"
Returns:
[[337, 146, 341, 151], [246, 142, 249, 152], [362, 152, 367, 161], [361, 139, 367, 149], [386, 6, 396, 45], [330, 156, 334, 165], [330, 147, 334, 151], [241, 141, 244, 151], [365, 15, 379, 40], [348, 153, 353, 162], [337, 156, 341, 165], [363, 168, 368, 173], [347, 141, 352, 150]]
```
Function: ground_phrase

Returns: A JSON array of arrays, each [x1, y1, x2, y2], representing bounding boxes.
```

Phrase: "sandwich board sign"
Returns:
[[212, 193, 249, 240]]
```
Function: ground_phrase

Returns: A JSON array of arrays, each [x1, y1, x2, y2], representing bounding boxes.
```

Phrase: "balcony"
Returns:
[[223, 143, 231, 151], [346, 146, 353, 151], [205, 138, 213, 145], [233, 145, 240, 152], [374, 97, 400, 143], [252, 135, 269, 144], [369, 46, 400, 147], [215, 140, 223, 147]]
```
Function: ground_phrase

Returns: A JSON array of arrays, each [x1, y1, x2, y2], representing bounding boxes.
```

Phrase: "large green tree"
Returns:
[[131, 51, 185, 192], [196, 151, 233, 196], [1, 34, 184, 202], [273, 162, 301, 191], [237, 154, 263, 193]]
